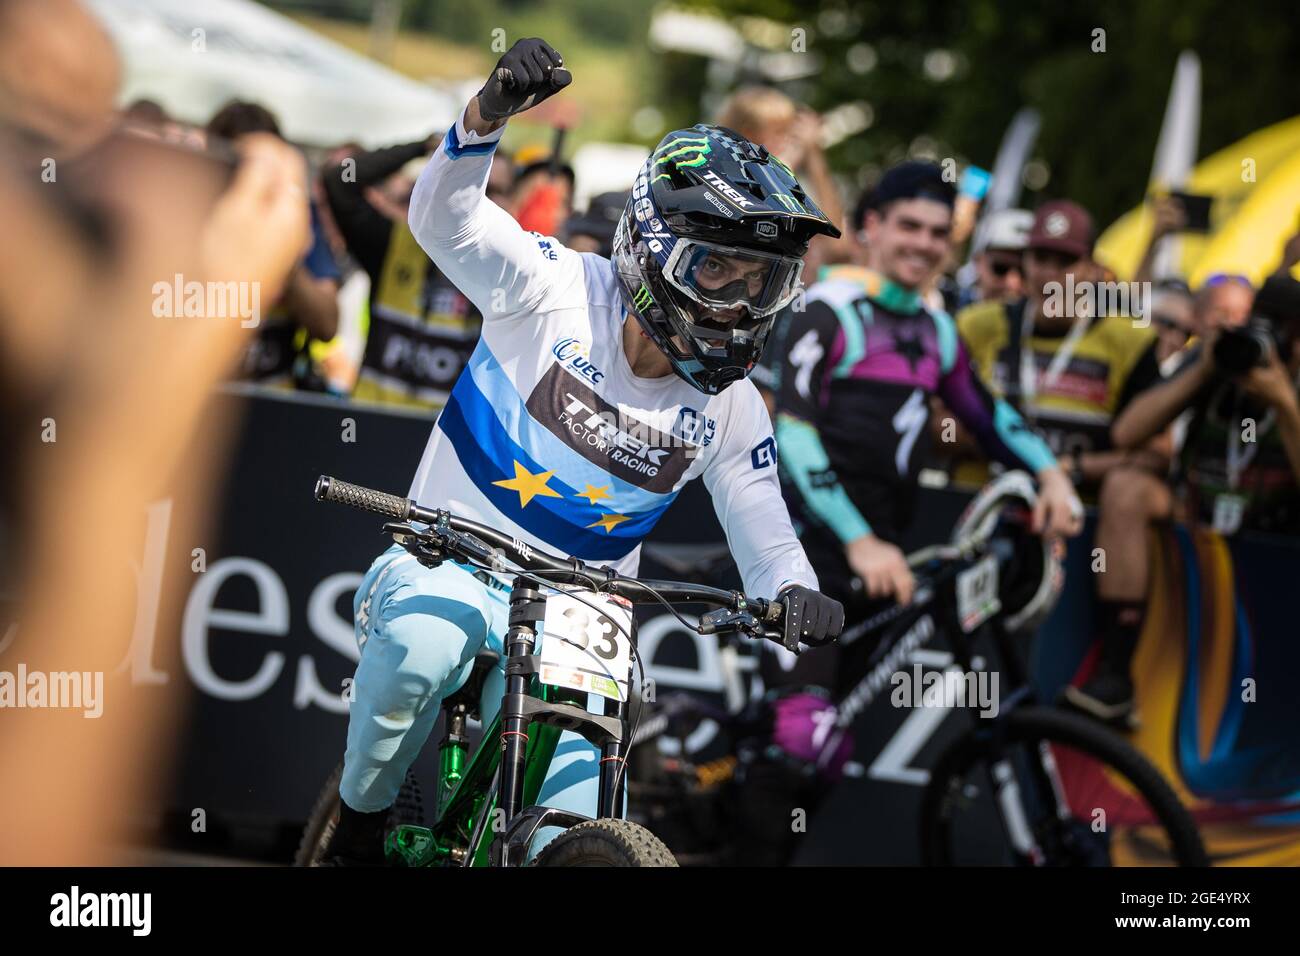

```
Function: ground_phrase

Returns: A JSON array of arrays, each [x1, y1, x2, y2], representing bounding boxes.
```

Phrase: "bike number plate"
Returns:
[[537, 591, 634, 702], [956, 555, 1001, 633]]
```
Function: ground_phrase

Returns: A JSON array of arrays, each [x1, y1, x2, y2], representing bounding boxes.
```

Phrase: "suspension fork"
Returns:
[[498, 582, 547, 825], [597, 694, 628, 818]]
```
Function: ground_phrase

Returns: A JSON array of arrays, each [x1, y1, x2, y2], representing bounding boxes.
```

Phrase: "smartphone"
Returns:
[[1168, 190, 1213, 232]]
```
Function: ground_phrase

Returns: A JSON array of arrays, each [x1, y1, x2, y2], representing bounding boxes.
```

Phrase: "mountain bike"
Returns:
[[631, 473, 1210, 866], [294, 476, 794, 867]]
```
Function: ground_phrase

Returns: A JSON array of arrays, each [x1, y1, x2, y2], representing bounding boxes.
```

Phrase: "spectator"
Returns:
[[0, 0, 308, 864], [1149, 278, 1196, 368], [1105, 265, 1300, 726], [562, 190, 628, 259], [971, 208, 1033, 303], [321, 133, 498, 410], [752, 177, 878, 413], [511, 144, 574, 236], [206, 100, 340, 388], [956, 200, 1169, 726], [1194, 272, 1255, 333], [1116, 239, 1300, 533], [956, 201, 1164, 476]]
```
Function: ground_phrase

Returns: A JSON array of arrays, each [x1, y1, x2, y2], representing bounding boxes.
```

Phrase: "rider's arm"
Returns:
[[408, 100, 581, 322], [936, 328, 1057, 477], [771, 299, 874, 543], [704, 383, 820, 598]]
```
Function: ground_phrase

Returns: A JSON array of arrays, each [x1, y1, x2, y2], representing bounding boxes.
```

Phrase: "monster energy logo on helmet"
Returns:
[[632, 284, 654, 313], [770, 192, 804, 213], [653, 134, 711, 170]]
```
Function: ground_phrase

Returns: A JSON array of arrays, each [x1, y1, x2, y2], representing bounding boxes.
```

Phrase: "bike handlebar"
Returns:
[[841, 508, 1031, 648], [315, 475, 783, 630]]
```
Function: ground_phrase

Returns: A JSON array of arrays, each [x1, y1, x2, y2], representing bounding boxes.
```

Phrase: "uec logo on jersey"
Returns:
[[751, 436, 777, 469], [552, 337, 605, 384]]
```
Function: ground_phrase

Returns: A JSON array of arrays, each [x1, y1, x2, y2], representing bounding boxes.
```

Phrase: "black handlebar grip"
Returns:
[[315, 476, 410, 520]]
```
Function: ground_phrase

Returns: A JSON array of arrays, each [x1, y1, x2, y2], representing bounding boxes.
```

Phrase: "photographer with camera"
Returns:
[[1094, 258, 1300, 726], [1114, 269, 1300, 536]]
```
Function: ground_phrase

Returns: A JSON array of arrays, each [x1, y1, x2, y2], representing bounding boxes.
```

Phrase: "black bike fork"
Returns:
[[596, 695, 629, 818], [498, 582, 546, 824]]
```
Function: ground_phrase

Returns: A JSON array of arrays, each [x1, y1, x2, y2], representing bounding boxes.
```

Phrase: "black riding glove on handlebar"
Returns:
[[777, 586, 844, 650], [477, 38, 570, 122]]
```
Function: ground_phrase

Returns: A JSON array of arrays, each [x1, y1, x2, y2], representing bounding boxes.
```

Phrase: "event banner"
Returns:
[[1038, 524, 1300, 866]]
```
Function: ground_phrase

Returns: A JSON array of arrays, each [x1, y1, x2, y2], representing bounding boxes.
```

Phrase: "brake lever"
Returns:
[[698, 608, 788, 649], [698, 607, 757, 635], [383, 521, 447, 569]]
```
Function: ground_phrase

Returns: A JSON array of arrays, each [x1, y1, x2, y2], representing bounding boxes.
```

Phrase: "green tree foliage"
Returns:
[[667, 0, 1300, 227]]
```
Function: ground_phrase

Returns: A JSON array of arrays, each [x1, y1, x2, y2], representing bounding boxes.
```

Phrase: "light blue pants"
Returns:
[[340, 544, 604, 857]]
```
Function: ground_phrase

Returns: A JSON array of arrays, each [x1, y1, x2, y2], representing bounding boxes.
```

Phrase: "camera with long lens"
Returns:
[[1213, 274, 1300, 375], [1213, 318, 1277, 374]]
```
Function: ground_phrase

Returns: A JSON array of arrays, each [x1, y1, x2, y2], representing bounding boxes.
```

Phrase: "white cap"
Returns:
[[973, 208, 1033, 254]]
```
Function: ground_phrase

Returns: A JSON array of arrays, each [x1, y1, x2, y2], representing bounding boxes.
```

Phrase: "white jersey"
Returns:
[[405, 110, 816, 599]]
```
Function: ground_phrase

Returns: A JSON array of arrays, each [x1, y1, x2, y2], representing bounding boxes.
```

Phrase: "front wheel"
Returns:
[[530, 819, 679, 867], [920, 706, 1208, 867]]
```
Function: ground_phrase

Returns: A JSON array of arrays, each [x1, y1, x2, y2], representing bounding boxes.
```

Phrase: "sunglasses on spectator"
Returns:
[[1027, 248, 1081, 268], [1152, 314, 1190, 338], [1201, 272, 1253, 290], [988, 257, 1023, 277]]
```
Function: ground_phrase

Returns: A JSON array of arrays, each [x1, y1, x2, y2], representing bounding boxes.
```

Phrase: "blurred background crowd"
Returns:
[[3, 0, 1300, 863]]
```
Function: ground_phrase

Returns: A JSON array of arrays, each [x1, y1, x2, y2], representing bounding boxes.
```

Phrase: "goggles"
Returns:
[[662, 240, 804, 320]]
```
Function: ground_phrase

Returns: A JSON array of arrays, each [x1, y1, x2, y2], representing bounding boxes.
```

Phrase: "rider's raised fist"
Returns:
[[477, 38, 570, 122]]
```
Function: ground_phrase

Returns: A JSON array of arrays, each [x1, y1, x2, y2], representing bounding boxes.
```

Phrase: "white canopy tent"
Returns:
[[84, 0, 458, 146]]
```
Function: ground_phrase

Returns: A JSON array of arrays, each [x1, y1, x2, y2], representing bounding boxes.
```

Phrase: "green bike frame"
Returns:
[[385, 578, 630, 867]]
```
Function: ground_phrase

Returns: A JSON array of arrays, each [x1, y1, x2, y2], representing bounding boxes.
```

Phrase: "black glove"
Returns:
[[477, 38, 571, 122], [777, 586, 844, 651]]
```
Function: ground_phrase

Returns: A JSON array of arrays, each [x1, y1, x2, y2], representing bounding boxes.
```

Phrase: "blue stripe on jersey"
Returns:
[[443, 123, 499, 160], [464, 342, 678, 516], [437, 373, 676, 561]]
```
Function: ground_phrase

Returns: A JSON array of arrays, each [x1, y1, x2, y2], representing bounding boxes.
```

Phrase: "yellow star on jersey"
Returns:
[[493, 461, 563, 509], [587, 512, 630, 534], [576, 483, 612, 506]]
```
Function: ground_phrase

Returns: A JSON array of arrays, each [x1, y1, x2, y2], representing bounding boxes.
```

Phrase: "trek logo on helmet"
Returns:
[[702, 170, 755, 209]]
